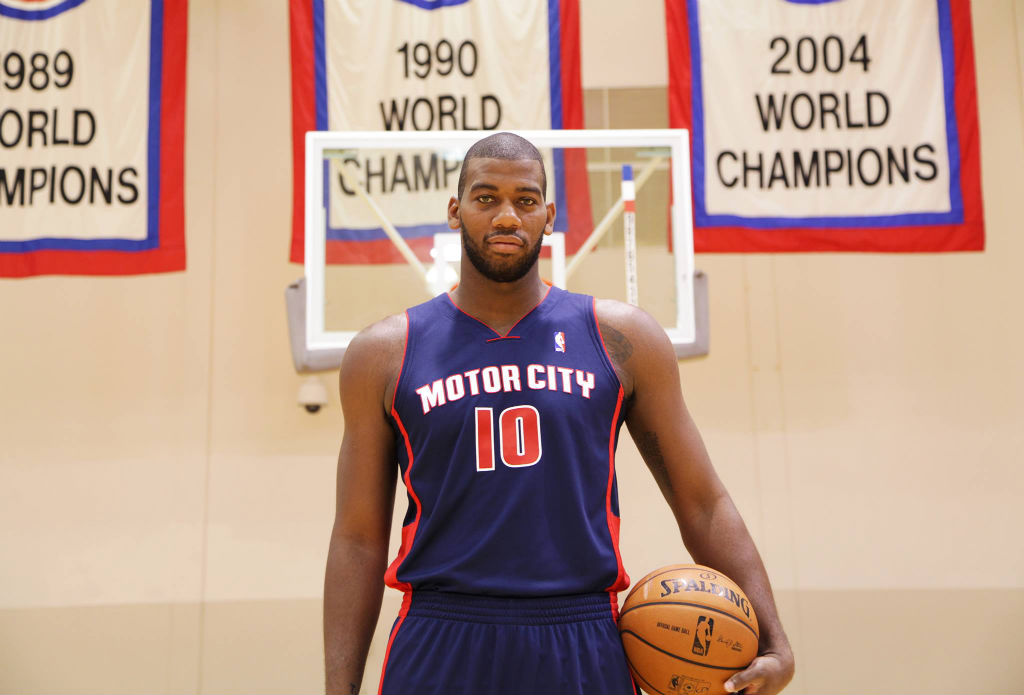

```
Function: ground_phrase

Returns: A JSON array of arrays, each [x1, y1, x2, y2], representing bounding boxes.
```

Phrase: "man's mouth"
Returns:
[[486, 234, 525, 252]]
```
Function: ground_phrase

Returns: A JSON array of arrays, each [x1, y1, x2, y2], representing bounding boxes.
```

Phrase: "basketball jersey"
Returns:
[[385, 286, 631, 597]]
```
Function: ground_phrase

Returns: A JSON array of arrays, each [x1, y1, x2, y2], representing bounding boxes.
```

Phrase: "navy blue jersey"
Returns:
[[384, 286, 631, 597]]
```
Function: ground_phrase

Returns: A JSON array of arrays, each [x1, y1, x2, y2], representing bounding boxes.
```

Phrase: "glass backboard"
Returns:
[[289, 129, 706, 371]]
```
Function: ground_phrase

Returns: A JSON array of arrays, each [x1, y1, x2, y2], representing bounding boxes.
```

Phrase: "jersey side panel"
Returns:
[[383, 311, 419, 592], [587, 296, 631, 593]]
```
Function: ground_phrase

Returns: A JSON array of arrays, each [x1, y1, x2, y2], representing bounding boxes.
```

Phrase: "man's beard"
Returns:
[[461, 217, 544, 283]]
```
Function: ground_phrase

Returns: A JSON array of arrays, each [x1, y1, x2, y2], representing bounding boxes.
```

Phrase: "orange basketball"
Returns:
[[619, 564, 759, 695]]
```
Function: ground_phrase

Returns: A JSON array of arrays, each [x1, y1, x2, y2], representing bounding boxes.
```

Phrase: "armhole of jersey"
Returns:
[[589, 296, 625, 395], [390, 310, 412, 417], [592, 295, 630, 594], [385, 311, 420, 592]]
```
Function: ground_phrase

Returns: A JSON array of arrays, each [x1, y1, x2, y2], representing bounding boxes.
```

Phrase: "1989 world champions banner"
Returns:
[[290, 0, 590, 264], [0, 0, 187, 277], [667, 0, 984, 252]]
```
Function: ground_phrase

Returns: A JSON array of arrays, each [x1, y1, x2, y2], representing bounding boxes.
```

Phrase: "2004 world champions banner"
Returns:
[[0, 0, 187, 277], [667, 0, 984, 252], [290, 0, 591, 264]]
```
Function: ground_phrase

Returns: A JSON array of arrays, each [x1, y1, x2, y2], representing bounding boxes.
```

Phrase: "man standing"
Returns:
[[324, 132, 794, 694]]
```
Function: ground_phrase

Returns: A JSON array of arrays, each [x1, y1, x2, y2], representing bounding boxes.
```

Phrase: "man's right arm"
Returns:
[[324, 315, 405, 695]]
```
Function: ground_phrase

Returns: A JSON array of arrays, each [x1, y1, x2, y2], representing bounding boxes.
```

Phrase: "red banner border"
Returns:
[[667, 0, 984, 253], [0, 0, 188, 277]]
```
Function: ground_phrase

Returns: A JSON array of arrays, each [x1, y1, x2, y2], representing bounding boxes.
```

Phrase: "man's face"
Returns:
[[448, 157, 555, 283]]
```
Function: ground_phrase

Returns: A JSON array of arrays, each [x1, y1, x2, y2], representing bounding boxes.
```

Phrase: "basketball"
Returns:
[[619, 564, 759, 695]]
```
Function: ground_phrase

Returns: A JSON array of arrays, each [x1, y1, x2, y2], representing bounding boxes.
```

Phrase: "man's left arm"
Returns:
[[597, 301, 795, 695]]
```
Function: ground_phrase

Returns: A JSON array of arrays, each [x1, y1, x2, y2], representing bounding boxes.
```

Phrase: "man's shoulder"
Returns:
[[367, 311, 408, 333], [593, 297, 661, 336], [350, 313, 407, 355], [341, 313, 408, 388], [592, 298, 676, 383]]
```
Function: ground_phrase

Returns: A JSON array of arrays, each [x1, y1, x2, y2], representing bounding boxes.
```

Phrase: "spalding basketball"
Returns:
[[619, 564, 759, 695]]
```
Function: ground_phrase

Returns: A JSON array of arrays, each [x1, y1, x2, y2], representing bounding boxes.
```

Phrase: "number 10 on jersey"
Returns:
[[475, 406, 542, 471]]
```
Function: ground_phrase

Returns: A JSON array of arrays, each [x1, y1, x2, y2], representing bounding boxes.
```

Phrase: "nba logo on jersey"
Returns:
[[554, 331, 566, 353]]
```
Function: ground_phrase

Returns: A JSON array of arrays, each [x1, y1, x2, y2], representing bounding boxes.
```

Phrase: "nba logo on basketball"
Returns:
[[692, 616, 714, 656], [553, 331, 566, 353]]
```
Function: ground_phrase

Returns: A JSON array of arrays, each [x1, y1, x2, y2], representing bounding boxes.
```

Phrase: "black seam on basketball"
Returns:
[[619, 629, 747, 671], [628, 566, 731, 595], [618, 601, 758, 640], [621, 645, 667, 695]]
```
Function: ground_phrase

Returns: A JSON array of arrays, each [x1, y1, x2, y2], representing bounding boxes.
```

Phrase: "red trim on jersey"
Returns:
[[384, 313, 417, 591], [604, 386, 629, 593], [445, 285, 552, 339], [377, 592, 413, 695], [593, 296, 630, 593], [384, 408, 421, 592]]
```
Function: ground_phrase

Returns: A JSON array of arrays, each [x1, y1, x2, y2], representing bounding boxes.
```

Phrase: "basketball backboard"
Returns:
[[287, 129, 707, 372]]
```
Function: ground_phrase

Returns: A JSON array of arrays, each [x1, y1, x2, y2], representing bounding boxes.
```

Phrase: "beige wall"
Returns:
[[2, 1, 1023, 693]]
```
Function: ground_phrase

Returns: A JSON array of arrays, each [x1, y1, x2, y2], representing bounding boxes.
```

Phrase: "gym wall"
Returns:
[[1, 1, 1022, 692]]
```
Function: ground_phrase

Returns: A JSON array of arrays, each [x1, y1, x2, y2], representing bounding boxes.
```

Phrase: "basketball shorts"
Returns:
[[378, 592, 639, 695]]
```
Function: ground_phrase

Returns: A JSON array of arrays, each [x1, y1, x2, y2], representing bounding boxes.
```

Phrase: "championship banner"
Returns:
[[0, 0, 186, 277], [290, 0, 591, 264], [667, 0, 984, 252]]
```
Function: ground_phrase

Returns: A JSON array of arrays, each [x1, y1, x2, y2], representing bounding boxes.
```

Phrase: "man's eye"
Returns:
[[477, 195, 494, 203], [519, 198, 536, 206]]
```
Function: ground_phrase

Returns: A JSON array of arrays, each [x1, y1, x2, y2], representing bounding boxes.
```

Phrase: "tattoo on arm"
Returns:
[[636, 431, 673, 495], [602, 323, 633, 367], [349, 682, 359, 695]]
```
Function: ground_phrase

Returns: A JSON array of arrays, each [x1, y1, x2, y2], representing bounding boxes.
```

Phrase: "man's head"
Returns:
[[448, 133, 555, 284], [457, 132, 547, 202]]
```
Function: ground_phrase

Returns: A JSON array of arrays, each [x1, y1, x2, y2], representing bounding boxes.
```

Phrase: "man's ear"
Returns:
[[447, 196, 460, 230], [544, 201, 556, 235]]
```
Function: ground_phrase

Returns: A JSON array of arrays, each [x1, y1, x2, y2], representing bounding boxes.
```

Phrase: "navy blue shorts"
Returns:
[[378, 592, 639, 695]]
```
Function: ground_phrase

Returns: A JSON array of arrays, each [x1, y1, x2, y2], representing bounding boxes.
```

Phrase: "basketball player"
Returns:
[[324, 133, 795, 694]]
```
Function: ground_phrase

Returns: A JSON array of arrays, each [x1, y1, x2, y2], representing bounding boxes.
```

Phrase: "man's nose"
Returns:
[[492, 203, 521, 228]]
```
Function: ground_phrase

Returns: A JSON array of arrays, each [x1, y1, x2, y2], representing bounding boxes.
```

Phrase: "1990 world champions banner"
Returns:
[[0, 0, 187, 277], [667, 0, 984, 252], [290, 0, 591, 264]]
